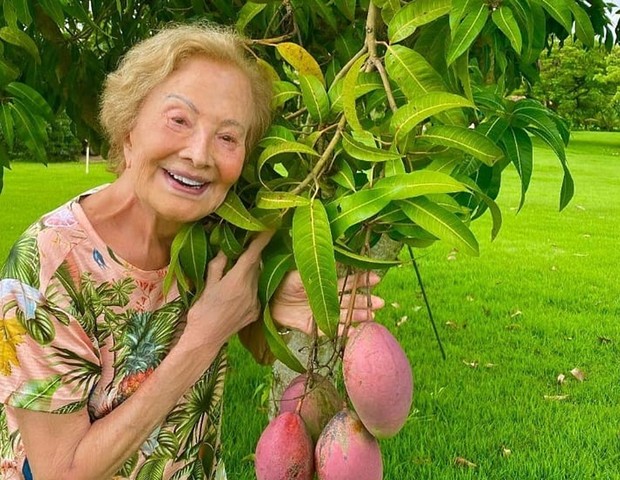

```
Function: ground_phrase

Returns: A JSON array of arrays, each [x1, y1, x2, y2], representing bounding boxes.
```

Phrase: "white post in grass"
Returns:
[[85, 141, 90, 174]]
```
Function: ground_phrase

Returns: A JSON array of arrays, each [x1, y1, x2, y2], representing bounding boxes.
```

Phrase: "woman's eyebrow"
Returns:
[[165, 93, 199, 113]]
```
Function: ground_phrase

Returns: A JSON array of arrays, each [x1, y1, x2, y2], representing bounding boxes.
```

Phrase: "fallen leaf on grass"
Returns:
[[445, 321, 459, 329], [462, 360, 478, 368], [390, 302, 400, 309], [466, 295, 475, 302], [454, 457, 477, 468], [544, 395, 569, 401], [484, 363, 497, 368], [510, 309, 523, 318], [576, 205, 586, 211], [570, 368, 586, 382], [557, 373, 566, 385], [447, 249, 458, 261], [396, 316, 408, 327], [505, 323, 522, 331], [501, 446, 512, 457]]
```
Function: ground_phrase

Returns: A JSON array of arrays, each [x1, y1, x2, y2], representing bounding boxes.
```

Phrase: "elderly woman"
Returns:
[[0, 24, 382, 480]]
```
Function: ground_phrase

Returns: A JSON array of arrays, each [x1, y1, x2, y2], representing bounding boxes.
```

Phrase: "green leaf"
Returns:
[[38, 0, 65, 25], [329, 171, 467, 238], [8, 376, 62, 410], [163, 224, 194, 298], [334, 0, 356, 21], [0, 103, 15, 150], [450, 0, 484, 32], [492, 6, 523, 53], [220, 223, 244, 259], [271, 81, 300, 109], [257, 141, 319, 180], [236, 2, 267, 32], [334, 244, 401, 270], [500, 127, 532, 212], [299, 74, 330, 124], [329, 72, 383, 113], [258, 253, 295, 305], [420, 125, 504, 166], [330, 158, 357, 191], [215, 190, 267, 231], [567, 0, 595, 48], [5, 82, 53, 121], [262, 305, 306, 373], [0, 27, 40, 63], [391, 92, 475, 142], [456, 175, 503, 239], [388, 0, 451, 43], [292, 201, 340, 339], [0, 58, 20, 88], [446, 4, 489, 65], [385, 45, 445, 100], [341, 132, 402, 162], [343, 53, 368, 132], [256, 191, 310, 209], [9, 100, 47, 163], [259, 125, 296, 147], [11, 0, 32, 25], [398, 197, 479, 255], [310, 0, 339, 31], [512, 100, 566, 161], [276, 42, 325, 85], [535, 0, 572, 32], [178, 223, 208, 296]]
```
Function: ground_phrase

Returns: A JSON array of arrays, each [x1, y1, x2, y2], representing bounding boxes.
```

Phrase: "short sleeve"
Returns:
[[0, 278, 101, 413]]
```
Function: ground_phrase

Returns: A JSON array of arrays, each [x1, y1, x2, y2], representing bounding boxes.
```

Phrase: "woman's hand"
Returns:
[[183, 231, 273, 351], [270, 270, 385, 336]]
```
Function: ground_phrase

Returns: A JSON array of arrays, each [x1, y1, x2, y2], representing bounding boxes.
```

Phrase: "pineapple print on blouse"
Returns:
[[0, 192, 227, 479]]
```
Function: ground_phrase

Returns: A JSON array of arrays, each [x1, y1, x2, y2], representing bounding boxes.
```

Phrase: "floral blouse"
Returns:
[[0, 190, 228, 479]]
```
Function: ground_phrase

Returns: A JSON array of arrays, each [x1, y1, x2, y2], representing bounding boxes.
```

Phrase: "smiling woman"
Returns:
[[0, 23, 384, 480]]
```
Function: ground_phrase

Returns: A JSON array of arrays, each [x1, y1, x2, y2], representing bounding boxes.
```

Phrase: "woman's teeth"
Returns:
[[167, 171, 206, 189]]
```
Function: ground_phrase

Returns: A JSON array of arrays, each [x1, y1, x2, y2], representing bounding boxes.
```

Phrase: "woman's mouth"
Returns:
[[164, 169, 208, 191]]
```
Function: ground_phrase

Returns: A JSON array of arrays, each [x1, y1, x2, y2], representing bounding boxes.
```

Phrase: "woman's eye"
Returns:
[[172, 117, 187, 126], [221, 135, 237, 144]]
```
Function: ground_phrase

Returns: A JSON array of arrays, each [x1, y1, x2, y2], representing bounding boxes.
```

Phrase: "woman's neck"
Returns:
[[80, 180, 180, 271]]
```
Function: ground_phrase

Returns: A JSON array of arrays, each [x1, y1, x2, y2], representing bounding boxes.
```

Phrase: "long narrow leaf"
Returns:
[[501, 127, 532, 211], [262, 305, 306, 373], [292, 202, 340, 339], [215, 191, 267, 231], [447, 4, 489, 65], [421, 125, 504, 166], [398, 197, 479, 255]]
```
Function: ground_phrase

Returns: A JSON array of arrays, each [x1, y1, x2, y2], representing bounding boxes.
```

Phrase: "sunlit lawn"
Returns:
[[1, 131, 619, 479]]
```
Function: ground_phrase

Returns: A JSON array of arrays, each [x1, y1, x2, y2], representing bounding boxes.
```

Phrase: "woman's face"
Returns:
[[122, 56, 253, 226]]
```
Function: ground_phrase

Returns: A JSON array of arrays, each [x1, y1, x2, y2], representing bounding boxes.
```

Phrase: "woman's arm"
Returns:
[[9, 231, 273, 480]]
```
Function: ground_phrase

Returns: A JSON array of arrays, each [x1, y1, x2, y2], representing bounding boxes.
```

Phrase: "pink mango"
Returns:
[[255, 411, 314, 480], [279, 373, 343, 442], [343, 322, 413, 438], [315, 409, 382, 480]]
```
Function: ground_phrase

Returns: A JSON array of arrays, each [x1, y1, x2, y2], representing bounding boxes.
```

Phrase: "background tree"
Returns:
[[530, 39, 620, 131]]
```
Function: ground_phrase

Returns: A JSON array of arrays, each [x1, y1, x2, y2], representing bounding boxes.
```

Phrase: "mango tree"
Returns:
[[0, 0, 617, 468]]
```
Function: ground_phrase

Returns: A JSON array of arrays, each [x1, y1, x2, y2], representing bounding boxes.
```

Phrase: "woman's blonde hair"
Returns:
[[99, 23, 273, 173]]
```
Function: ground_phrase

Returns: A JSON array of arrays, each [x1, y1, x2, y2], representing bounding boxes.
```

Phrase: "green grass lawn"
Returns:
[[1, 132, 619, 479]]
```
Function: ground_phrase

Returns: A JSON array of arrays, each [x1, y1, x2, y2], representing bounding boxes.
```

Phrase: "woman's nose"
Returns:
[[182, 130, 213, 168]]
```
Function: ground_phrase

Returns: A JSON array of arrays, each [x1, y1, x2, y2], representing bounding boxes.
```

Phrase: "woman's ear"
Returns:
[[122, 133, 133, 169]]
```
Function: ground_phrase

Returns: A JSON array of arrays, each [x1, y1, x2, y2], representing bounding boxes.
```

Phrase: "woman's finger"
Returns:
[[206, 250, 228, 287], [337, 271, 382, 292]]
